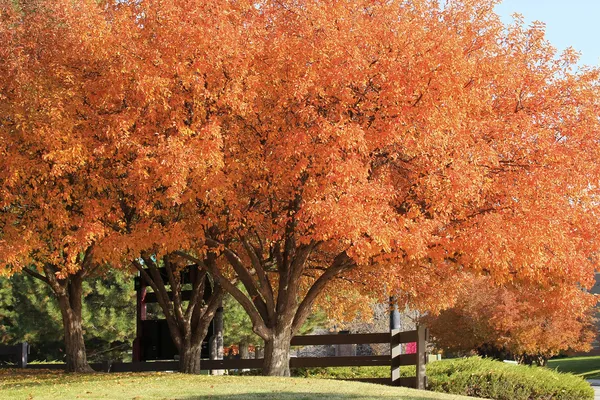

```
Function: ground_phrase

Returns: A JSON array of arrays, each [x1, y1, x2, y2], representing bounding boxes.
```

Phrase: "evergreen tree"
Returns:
[[0, 270, 136, 362]]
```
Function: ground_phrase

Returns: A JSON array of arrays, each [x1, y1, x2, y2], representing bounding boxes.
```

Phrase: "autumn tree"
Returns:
[[423, 277, 597, 365], [95, 0, 600, 376], [129, 255, 224, 373], [170, 0, 599, 376], [1, 0, 238, 374], [3, 0, 600, 377], [92, 0, 248, 374], [0, 0, 138, 372]]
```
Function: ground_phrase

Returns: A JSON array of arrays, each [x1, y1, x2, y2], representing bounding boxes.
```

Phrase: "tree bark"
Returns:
[[56, 279, 93, 373], [179, 342, 203, 374], [263, 329, 292, 376], [23, 249, 96, 373]]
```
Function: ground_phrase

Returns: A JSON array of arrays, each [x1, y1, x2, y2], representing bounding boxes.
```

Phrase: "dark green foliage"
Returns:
[[223, 292, 259, 348], [0, 273, 64, 361], [291, 366, 391, 379], [0, 270, 136, 362]]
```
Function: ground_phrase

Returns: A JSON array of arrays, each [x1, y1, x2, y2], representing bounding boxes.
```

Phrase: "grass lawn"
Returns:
[[0, 369, 482, 400], [547, 356, 600, 379]]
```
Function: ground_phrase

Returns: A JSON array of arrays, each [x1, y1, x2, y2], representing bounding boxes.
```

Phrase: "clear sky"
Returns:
[[494, 0, 600, 67]]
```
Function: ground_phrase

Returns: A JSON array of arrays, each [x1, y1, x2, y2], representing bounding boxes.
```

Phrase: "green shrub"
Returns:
[[286, 357, 593, 400], [292, 366, 391, 379], [428, 357, 593, 400]]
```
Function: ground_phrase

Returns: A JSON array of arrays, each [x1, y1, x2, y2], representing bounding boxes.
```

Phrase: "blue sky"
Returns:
[[494, 0, 600, 67]]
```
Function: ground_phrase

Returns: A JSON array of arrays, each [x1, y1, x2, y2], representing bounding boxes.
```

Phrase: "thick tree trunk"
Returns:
[[263, 330, 292, 376], [175, 318, 212, 374], [57, 289, 93, 373], [179, 343, 203, 374]]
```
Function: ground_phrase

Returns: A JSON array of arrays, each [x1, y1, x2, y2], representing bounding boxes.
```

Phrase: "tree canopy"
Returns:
[[424, 277, 597, 365], [1, 0, 599, 375]]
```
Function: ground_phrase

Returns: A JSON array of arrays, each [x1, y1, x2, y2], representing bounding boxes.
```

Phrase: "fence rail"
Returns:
[[2, 327, 428, 389], [0, 342, 29, 368]]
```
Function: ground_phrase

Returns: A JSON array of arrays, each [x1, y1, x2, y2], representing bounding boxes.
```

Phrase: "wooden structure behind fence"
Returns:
[[2, 326, 428, 389], [0, 342, 29, 368]]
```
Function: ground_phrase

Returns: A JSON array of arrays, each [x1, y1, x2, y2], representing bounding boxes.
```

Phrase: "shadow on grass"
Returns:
[[548, 356, 600, 379], [176, 393, 447, 400]]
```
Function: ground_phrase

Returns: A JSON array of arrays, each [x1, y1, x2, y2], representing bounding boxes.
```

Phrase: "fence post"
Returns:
[[210, 303, 224, 375], [416, 325, 428, 390], [17, 342, 28, 368], [390, 329, 401, 386], [101, 360, 112, 372], [132, 274, 146, 362]]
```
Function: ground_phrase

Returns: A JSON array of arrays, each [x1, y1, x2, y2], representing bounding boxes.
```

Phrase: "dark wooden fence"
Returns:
[[0, 342, 29, 368], [3, 326, 428, 388]]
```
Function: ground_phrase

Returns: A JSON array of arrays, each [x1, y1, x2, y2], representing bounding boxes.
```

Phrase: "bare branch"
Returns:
[[22, 267, 50, 285], [204, 254, 270, 339]]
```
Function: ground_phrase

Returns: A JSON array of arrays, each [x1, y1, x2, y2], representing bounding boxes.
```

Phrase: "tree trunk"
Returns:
[[179, 344, 203, 374], [239, 339, 250, 359], [210, 303, 224, 375], [57, 291, 93, 373], [263, 330, 292, 376]]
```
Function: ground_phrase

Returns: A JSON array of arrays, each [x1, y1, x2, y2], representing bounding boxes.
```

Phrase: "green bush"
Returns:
[[292, 366, 391, 379], [286, 357, 593, 400], [427, 357, 593, 400]]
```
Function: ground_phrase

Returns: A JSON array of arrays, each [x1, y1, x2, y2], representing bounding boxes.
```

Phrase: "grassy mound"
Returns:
[[0, 369, 478, 400]]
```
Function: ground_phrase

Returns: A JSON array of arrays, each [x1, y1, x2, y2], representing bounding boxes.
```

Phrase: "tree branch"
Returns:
[[292, 252, 356, 334], [42, 263, 65, 296], [186, 267, 207, 322], [203, 253, 270, 339], [22, 267, 50, 285], [163, 255, 186, 330], [133, 258, 182, 348], [205, 238, 271, 326], [192, 281, 225, 347], [241, 236, 275, 320]]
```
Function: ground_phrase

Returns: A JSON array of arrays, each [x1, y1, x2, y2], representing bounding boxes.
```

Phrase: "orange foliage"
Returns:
[[1, 0, 600, 373], [424, 277, 597, 362]]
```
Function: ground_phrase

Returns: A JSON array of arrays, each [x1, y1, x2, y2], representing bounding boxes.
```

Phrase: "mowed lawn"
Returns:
[[548, 356, 600, 379], [0, 369, 482, 400]]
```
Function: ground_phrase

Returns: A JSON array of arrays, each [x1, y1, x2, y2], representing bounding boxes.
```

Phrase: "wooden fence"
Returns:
[[2, 326, 428, 389], [0, 342, 29, 368]]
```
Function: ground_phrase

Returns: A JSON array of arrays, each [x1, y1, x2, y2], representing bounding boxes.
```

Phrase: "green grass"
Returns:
[[548, 356, 600, 379], [0, 369, 480, 400]]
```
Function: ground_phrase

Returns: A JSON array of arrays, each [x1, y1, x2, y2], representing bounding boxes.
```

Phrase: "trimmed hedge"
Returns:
[[288, 357, 594, 400], [428, 357, 593, 400]]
